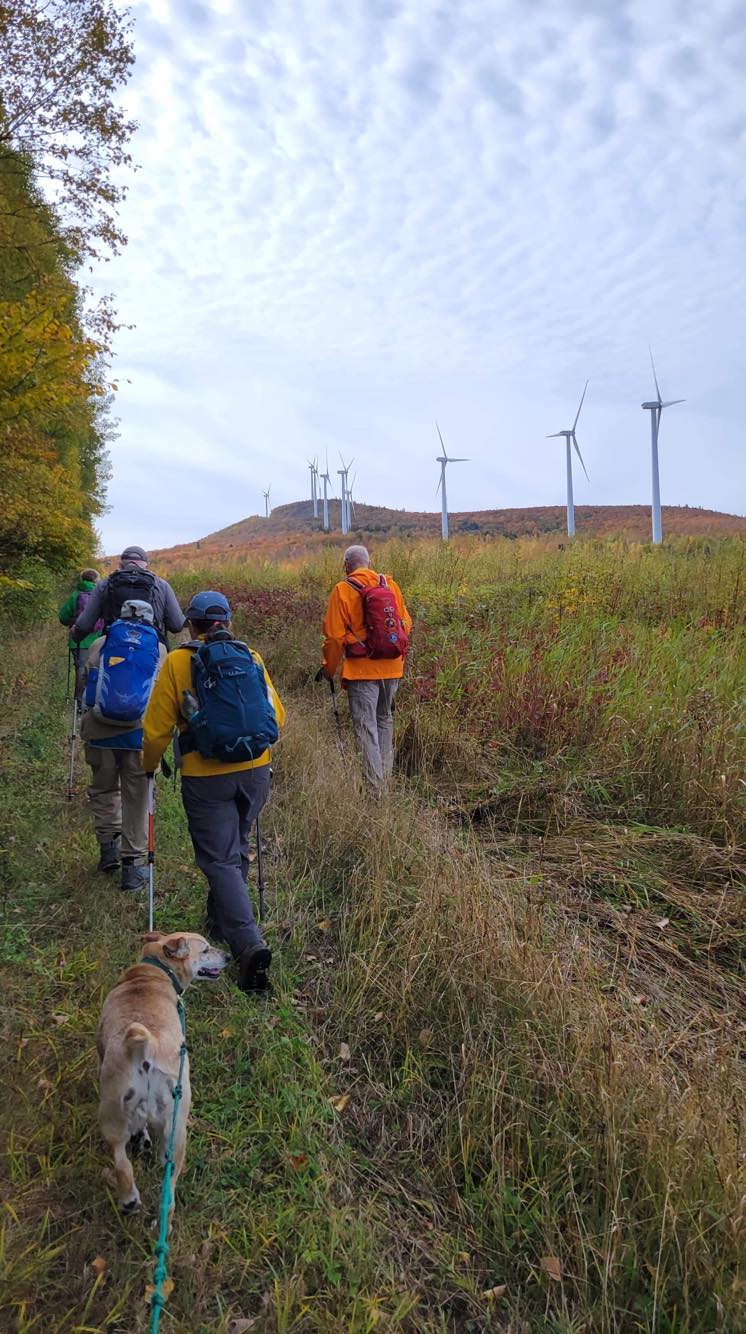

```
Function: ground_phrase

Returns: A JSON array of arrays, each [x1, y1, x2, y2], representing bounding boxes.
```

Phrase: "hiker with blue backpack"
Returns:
[[142, 591, 285, 995], [81, 600, 167, 889]]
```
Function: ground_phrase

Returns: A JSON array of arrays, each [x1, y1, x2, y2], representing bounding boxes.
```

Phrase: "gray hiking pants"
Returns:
[[346, 678, 399, 786], [180, 766, 271, 959], [85, 746, 148, 859]]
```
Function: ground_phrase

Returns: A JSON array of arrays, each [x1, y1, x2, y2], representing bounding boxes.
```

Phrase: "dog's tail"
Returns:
[[123, 1022, 154, 1060]]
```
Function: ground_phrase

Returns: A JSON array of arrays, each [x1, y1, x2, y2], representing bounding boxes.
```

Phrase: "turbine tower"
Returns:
[[642, 350, 684, 545], [547, 380, 590, 537], [263, 485, 271, 519], [320, 455, 331, 532], [338, 455, 353, 535], [308, 458, 319, 519], [435, 423, 468, 541]]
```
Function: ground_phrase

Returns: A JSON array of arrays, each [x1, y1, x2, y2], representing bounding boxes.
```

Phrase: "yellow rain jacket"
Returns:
[[142, 638, 285, 777], [322, 567, 413, 683]]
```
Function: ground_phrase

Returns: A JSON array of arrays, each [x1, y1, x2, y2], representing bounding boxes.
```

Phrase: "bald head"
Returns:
[[344, 545, 369, 574]]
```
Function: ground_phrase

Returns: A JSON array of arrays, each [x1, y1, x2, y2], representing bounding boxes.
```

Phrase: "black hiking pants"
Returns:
[[180, 766, 271, 959]]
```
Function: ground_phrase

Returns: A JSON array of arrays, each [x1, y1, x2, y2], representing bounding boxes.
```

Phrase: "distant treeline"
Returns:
[[0, 0, 135, 619]]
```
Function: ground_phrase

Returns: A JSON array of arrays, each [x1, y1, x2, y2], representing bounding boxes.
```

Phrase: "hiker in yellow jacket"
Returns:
[[322, 545, 412, 786], [143, 591, 285, 994]]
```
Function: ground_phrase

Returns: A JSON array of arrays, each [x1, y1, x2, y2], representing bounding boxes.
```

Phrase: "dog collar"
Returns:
[[140, 955, 185, 996]]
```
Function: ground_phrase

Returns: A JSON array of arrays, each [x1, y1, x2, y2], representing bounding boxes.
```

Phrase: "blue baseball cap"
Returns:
[[184, 590, 232, 621]]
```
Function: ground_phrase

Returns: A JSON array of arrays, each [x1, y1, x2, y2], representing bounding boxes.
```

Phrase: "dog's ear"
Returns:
[[141, 932, 164, 943], [163, 935, 189, 960]]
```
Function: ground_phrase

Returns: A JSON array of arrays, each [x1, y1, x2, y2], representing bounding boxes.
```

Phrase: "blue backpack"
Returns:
[[179, 636, 279, 763], [90, 619, 161, 724]]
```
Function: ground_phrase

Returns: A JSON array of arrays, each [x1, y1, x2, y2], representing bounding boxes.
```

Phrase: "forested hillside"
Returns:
[[0, 0, 134, 621]]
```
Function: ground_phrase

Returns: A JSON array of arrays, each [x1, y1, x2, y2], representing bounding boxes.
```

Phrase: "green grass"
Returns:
[[1, 536, 744, 1331]]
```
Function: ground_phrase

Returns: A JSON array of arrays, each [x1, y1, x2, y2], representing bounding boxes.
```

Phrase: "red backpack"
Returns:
[[346, 575, 409, 660]]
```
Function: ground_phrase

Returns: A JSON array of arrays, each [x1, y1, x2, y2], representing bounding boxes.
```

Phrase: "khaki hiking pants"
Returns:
[[346, 678, 399, 787], [85, 746, 148, 859]]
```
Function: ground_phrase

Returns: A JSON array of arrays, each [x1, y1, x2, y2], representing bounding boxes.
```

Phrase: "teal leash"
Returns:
[[141, 959, 187, 1333]]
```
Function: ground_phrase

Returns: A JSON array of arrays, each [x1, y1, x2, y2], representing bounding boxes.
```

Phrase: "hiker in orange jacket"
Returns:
[[322, 545, 412, 786]]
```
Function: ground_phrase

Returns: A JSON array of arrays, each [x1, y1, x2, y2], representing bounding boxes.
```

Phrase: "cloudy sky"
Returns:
[[97, 0, 746, 552]]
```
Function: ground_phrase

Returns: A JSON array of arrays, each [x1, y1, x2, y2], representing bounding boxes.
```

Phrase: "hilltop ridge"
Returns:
[[148, 499, 746, 566]]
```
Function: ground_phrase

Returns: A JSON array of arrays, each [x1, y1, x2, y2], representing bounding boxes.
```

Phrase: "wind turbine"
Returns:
[[347, 472, 357, 528], [308, 458, 319, 518], [320, 455, 331, 532], [642, 350, 684, 544], [435, 423, 468, 541], [547, 380, 590, 537], [263, 486, 271, 518], [338, 455, 353, 535]]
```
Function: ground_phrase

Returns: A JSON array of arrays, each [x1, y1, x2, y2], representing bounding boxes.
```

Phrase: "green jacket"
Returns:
[[59, 580, 100, 651]]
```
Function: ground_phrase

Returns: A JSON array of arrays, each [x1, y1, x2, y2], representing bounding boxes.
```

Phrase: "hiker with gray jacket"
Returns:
[[72, 545, 185, 644]]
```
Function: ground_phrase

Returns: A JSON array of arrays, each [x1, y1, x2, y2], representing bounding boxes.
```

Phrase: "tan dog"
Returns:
[[97, 931, 228, 1217]]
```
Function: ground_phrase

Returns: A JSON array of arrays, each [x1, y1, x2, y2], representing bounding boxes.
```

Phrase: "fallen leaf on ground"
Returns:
[[457, 1251, 471, 1263], [37, 1077, 54, 1094], [305, 953, 318, 962], [482, 1284, 506, 1299], [373, 1012, 384, 1022], [228, 1319, 258, 1333], [540, 1255, 562, 1281], [656, 917, 670, 929], [316, 919, 331, 932], [145, 1277, 174, 1302], [418, 1028, 432, 1047], [265, 1015, 280, 1029], [90, 1255, 107, 1275], [339, 1041, 351, 1061], [220, 1027, 235, 1038], [328, 1093, 351, 1112], [287, 1152, 308, 1170], [632, 993, 648, 1005], [52, 1013, 70, 1026]]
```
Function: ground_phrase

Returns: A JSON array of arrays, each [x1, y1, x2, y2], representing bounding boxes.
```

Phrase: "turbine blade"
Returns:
[[547, 432, 565, 438], [661, 398, 685, 407], [573, 379, 589, 431], [449, 457, 469, 462], [436, 421, 448, 460], [435, 473, 442, 496], [572, 432, 589, 482], [649, 346, 662, 402]]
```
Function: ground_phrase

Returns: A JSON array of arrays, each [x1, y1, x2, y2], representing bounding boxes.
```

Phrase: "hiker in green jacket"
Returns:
[[59, 569, 102, 698]]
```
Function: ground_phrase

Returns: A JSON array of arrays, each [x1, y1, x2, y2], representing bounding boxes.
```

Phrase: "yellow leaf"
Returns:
[[145, 1277, 174, 1302], [90, 1255, 107, 1275], [328, 1093, 351, 1112], [540, 1256, 562, 1281], [483, 1284, 506, 1299]]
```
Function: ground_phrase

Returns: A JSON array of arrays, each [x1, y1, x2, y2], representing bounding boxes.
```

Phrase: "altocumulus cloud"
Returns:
[[97, 0, 746, 551]]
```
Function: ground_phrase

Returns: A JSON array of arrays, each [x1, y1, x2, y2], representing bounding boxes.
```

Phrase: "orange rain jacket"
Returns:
[[322, 566, 413, 683]]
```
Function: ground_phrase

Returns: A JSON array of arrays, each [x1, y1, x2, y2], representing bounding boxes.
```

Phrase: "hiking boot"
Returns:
[[237, 942, 272, 994], [98, 836, 121, 873], [120, 859, 148, 892]]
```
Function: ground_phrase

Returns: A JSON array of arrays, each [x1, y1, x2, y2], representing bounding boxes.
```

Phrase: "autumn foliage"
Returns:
[[0, 0, 134, 613]]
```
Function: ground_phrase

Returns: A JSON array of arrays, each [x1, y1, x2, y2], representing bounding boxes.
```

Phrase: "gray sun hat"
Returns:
[[120, 599, 155, 624], [121, 545, 148, 563]]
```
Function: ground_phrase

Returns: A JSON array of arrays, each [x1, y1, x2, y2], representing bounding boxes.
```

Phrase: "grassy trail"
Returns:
[[1, 618, 743, 1332], [0, 630, 497, 1332]]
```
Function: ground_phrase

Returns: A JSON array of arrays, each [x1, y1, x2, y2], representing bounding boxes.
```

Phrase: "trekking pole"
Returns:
[[66, 649, 72, 700], [256, 816, 265, 923], [147, 774, 156, 933], [315, 667, 344, 747], [66, 694, 79, 800]]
